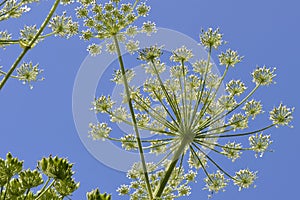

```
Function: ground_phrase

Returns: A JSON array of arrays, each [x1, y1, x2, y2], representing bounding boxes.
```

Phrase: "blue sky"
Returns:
[[1, 0, 299, 199]]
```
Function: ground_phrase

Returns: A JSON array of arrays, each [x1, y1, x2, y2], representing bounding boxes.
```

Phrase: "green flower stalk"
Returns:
[[0, 0, 78, 90], [89, 25, 294, 199], [79, 0, 157, 198]]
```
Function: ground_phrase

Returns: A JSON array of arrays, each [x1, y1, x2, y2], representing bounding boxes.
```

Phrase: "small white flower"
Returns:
[[188, 151, 207, 169], [200, 28, 223, 49], [233, 169, 257, 191], [142, 60, 166, 75], [222, 142, 242, 162], [125, 40, 139, 54], [219, 49, 243, 67], [136, 2, 150, 17], [269, 103, 294, 127], [16, 62, 44, 89], [252, 66, 276, 85], [226, 80, 247, 96], [218, 95, 237, 111], [110, 106, 130, 123], [112, 69, 135, 84], [249, 133, 272, 157], [204, 171, 228, 193], [91, 95, 114, 113], [88, 122, 112, 141], [243, 99, 263, 119], [117, 184, 130, 195], [106, 42, 117, 54], [229, 113, 248, 130], [121, 134, 137, 150], [87, 43, 102, 56], [126, 25, 138, 37], [192, 60, 213, 75], [141, 21, 157, 36], [170, 46, 193, 62]]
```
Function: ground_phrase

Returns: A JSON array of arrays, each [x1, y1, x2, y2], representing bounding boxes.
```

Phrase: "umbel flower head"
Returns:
[[77, 0, 156, 56], [89, 27, 294, 199]]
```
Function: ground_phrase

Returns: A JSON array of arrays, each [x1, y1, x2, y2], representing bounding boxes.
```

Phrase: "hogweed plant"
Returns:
[[85, 0, 294, 199], [0, 0, 78, 90], [0, 0, 294, 199]]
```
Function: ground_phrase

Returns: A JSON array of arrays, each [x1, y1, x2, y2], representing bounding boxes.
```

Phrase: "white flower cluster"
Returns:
[[87, 18, 294, 199], [117, 162, 196, 199], [77, 0, 156, 56]]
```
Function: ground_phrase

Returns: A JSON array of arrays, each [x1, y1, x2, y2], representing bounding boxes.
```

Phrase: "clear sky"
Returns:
[[1, 0, 299, 199]]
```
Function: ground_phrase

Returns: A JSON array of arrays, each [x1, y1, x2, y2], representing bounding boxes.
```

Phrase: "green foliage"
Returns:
[[0, 152, 23, 186], [0, 153, 79, 200], [87, 188, 112, 200]]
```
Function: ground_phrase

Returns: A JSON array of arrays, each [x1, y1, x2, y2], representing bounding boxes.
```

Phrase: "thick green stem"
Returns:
[[154, 159, 178, 198], [112, 35, 153, 199], [0, 0, 60, 90], [154, 135, 191, 198]]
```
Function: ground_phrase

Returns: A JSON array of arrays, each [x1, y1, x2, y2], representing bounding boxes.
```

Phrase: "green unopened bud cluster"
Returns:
[[0, 153, 79, 199]]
